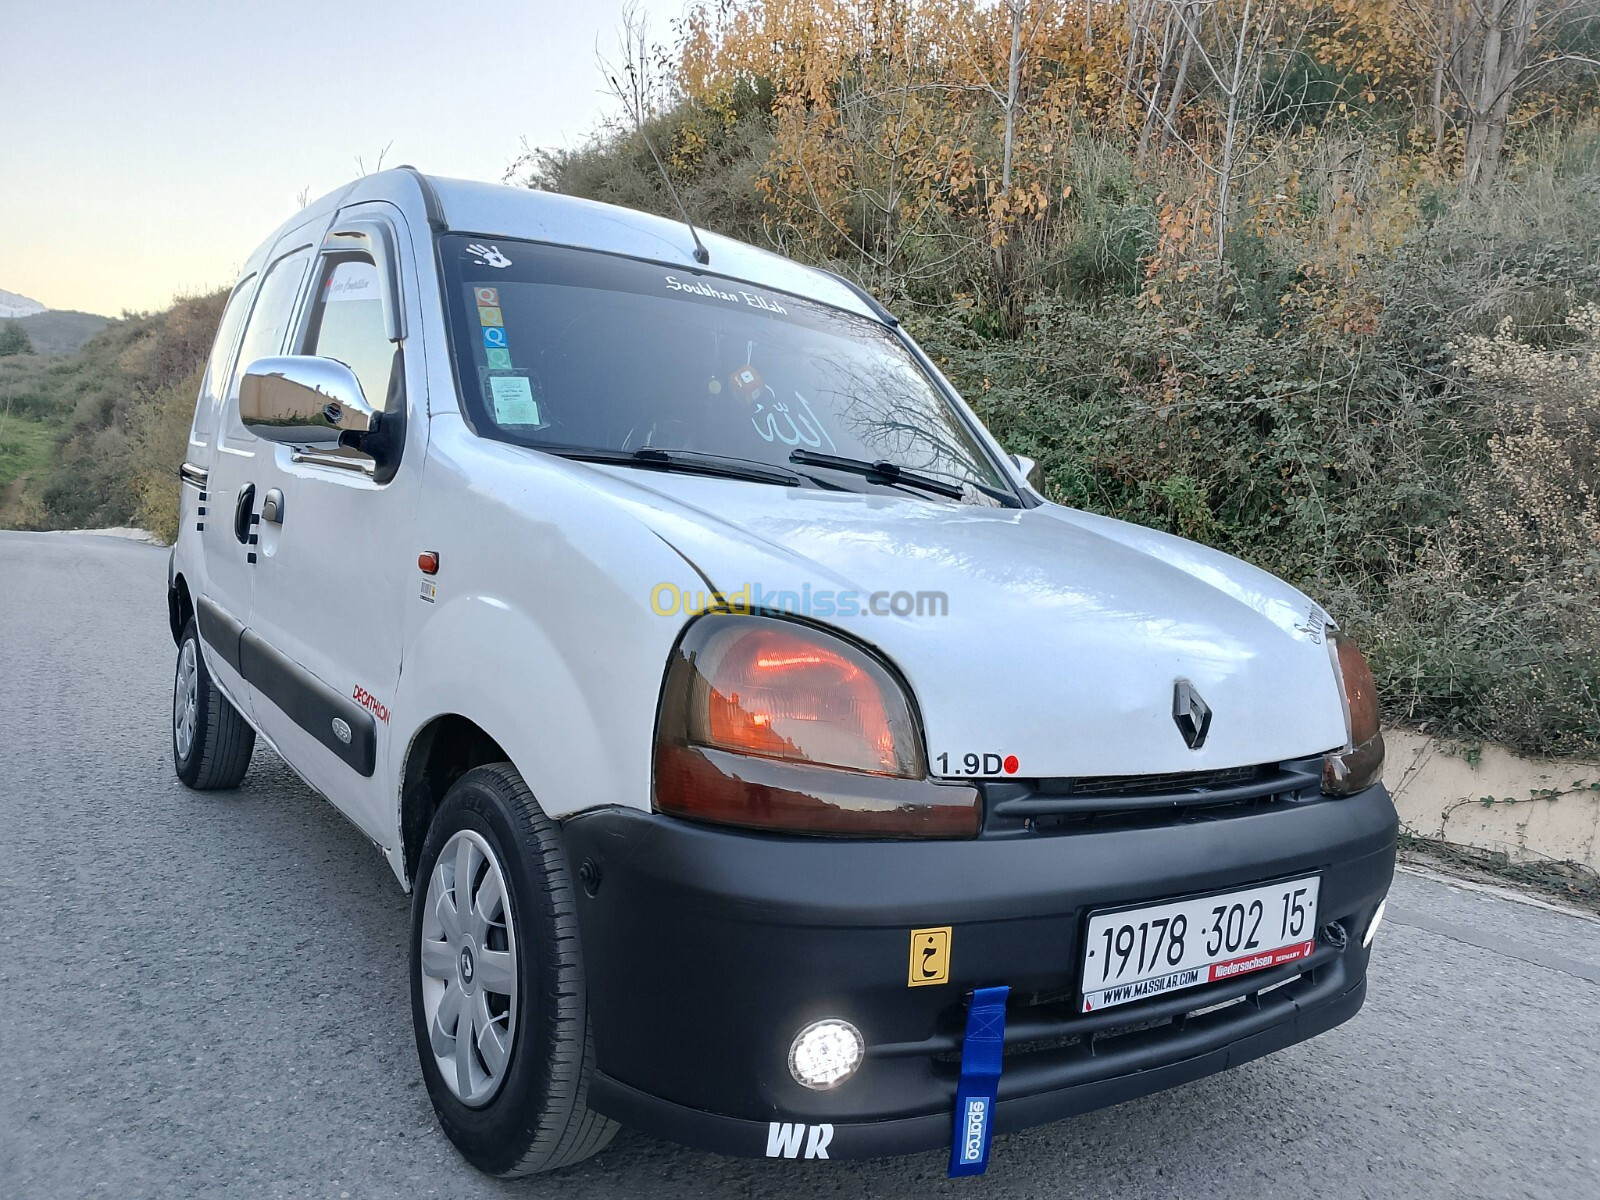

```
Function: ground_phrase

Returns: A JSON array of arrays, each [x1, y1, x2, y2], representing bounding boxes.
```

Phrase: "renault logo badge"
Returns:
[[1172, 679, 1212, 750]]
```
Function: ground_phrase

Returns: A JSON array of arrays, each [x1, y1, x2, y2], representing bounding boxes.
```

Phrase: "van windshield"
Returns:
[[438, 235, 1013, 505]]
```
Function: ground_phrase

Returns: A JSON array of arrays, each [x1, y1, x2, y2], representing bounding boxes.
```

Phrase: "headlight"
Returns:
[[1322, 629, 1385, 794], [653, 616, 979, 837]]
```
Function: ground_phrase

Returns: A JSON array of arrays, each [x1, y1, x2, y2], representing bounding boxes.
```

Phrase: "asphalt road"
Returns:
[[2, 529, 1598, 1200]]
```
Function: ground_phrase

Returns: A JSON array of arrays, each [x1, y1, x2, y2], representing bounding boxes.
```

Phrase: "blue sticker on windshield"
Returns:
[[482, 326, 508, 348]]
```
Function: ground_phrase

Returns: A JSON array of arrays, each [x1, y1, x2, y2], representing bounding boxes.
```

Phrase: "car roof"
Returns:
[[288, 168, 884, 323]]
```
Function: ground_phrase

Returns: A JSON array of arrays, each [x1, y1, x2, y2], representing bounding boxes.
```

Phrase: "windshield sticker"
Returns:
[[473, 286, 500, 307], [488, 375, 541, 426], [324, 269, 379, 303], [467, 243, 512, 269], [477, 305, 504, 327], [752, 392, 836, 451], [664, 274, 788, 315], [485, 347, 513, 370], [482, 326, 508, 348], [729, 365, 763, 401]]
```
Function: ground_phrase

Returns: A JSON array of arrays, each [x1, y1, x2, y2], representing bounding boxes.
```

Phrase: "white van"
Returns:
[[167, 167, 1395, 1178]]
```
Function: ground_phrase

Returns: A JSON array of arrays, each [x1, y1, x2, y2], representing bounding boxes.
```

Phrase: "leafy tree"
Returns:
[[0, 322, 33, 357]]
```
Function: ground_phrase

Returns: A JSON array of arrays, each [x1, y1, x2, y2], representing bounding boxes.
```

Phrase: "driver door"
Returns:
[[243, 205, 425, 843]]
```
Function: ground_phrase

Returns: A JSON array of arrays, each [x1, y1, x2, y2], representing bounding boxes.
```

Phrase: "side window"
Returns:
[[192, 275, 257, 440], [228, 246, 313, 409], [302, 257, 396, 412]]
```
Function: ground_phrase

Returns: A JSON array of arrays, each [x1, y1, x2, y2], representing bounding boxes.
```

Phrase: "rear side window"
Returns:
[[228, 247, 312, 408], [301, 257, 396, 411], [191, 274, 257, 440]]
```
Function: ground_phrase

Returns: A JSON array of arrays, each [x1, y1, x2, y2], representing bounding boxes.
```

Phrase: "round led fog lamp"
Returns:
[[788, 1018, 865, 1091]]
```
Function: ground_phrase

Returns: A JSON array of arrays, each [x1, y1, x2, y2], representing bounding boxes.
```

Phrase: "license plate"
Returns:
[[1081, 875, 1320, 1012]]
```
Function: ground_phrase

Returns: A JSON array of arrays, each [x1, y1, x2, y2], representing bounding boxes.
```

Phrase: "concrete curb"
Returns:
[[58, 526, 162, 544]]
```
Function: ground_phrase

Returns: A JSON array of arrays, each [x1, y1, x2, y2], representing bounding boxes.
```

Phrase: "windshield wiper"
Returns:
[[787, 449, 971, 501], [549, 445, 803, 487]]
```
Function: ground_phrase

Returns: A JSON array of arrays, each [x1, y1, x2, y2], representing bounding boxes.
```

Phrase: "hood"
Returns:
[[578, 466, 1348, 778]]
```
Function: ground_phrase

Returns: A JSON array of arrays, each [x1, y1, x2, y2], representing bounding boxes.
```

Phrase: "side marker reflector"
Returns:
[[948, 984, 1008, 1177], [1363, 898, 1387, 948]]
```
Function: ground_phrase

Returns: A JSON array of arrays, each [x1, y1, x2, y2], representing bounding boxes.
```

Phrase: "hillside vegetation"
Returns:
[[15, 310, 111, 356], [0, 293, 223, 535], [519, 0, 1600, 756]]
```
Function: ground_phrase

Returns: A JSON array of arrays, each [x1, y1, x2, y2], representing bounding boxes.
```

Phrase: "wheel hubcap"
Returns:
[[174, 641, 198, 760], [419, 829, 519, 1106]]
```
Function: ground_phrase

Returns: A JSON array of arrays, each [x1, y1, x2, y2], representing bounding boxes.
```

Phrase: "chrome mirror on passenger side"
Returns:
[[239, 356, 380, 445]]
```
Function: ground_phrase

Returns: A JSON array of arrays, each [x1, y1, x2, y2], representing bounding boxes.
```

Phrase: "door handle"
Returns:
[[234, 484, 257, 544], [260, 488, 285, 525]]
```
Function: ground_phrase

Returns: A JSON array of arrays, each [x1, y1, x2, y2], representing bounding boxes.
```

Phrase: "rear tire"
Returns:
[[410, 763, 618, 1176], [172, 618, 255, 790]]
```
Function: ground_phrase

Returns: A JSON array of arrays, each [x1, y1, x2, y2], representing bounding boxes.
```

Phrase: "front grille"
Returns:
[[980, 756, 1325, 833], [1056, 764, 1266, 798]]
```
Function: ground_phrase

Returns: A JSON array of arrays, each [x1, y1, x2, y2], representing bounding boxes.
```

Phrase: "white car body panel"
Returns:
[[556, 467, 1347, 778]]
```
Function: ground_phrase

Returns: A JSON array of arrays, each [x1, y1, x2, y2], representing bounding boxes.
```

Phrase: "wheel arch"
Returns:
[[168, 571, 194, 645], [387, 588, 664, 890], [399, 713, 512, 888]]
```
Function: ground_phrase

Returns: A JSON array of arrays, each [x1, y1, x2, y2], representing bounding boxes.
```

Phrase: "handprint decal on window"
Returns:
[[467, 244, 512, 269]]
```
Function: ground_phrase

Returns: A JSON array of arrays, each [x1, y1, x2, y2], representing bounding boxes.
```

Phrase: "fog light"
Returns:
[[788, 1018, 864, 1090], [1363, 899, 1387, 948]]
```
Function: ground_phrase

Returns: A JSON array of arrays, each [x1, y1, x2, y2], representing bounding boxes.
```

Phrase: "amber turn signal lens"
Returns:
[[1324, 631, 1385, 795], [1334, 633, 1379, 746], [655, 742, 980, 838]]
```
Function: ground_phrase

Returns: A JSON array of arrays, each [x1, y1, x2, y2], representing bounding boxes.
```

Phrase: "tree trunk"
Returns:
[[1138, 6, 1182, 159], [1001, 0, 1025, 194], [1460, 0, 1537, 191], [1465, 0, 1510, 186], [1429, 0, 1450, 152], [1216, 0, 1255, 263], [1159, 5, 1198, 151], [997, 2, 1028, 337]]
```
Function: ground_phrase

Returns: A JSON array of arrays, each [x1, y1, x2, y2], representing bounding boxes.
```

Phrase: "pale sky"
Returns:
[[1, 0, 689, 316]]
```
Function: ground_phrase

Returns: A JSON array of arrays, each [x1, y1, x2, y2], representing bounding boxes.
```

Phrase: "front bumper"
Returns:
[[562, 783, 1396, 1160]]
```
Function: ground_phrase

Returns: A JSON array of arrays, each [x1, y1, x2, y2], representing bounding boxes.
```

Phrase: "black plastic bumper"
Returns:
[[562, 783, 1397, 1160]]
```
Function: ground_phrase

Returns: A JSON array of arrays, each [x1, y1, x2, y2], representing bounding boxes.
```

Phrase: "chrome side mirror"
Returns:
[[239, 356, 379, 445], [1011, 453, 1044, 492]]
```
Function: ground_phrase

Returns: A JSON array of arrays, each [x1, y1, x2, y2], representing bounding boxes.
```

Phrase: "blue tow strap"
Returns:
[[948, 984, 1009, 1177]]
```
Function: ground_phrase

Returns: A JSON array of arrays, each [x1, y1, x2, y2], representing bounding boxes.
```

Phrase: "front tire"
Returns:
[[172, 618, 255, 790], [410, 764, 617, 1176]]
